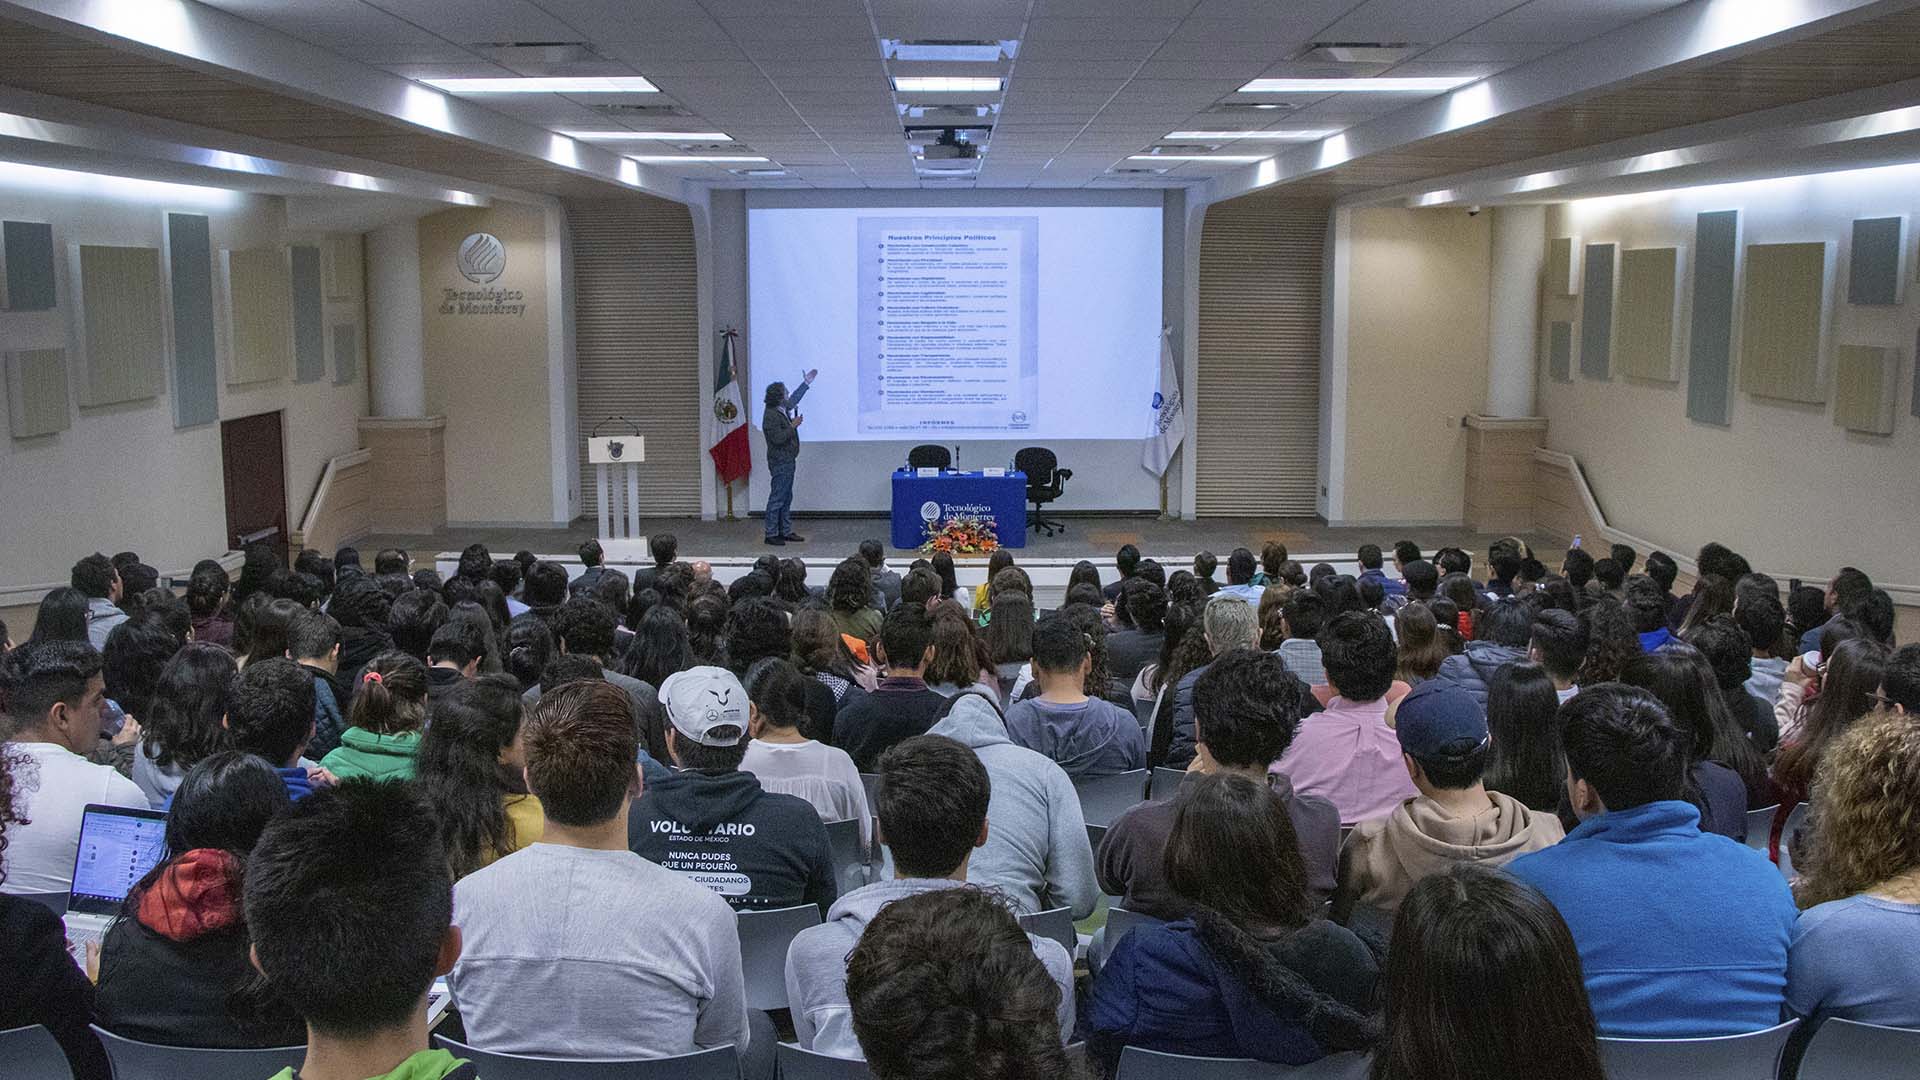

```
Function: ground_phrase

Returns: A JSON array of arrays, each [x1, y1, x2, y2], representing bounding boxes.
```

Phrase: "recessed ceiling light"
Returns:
[[885, 39, 1016, 62], [1128, 154, 1269, 163], [893, 77, 1003, 93], [561, 130, 732, 141], [1166, 129, 1339, 141], [1237, 77, 1475, 93], [423, 76, 658, 93], [627, 155, 769, 164]]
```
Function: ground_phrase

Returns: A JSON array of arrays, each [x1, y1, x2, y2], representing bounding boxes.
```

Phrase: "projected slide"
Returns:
[[750, 204, 1161, 441]]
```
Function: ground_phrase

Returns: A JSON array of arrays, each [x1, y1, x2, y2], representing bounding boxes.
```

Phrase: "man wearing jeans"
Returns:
[[762, 369, 816, 546]]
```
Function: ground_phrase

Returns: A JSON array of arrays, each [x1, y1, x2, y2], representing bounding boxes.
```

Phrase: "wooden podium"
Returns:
[[587, 434, 648, 561]]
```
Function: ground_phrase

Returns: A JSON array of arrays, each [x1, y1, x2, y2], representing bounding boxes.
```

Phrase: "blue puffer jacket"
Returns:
[[1088, 911, 1381, 1073], [1434, 641, 1527, 709]]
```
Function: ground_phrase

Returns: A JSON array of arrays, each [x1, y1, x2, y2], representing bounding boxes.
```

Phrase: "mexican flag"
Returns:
[[708, 330, 751, 486]]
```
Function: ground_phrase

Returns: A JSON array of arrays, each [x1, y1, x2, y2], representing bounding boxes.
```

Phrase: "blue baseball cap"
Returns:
[[1395, 679, 1490, 759]]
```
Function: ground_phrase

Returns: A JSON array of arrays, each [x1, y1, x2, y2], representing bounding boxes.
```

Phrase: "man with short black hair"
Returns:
[[898, 566, 941, 609], [569, 538, 606, 598], [525, 596, 666, 757], [290, 610, 351, 758], [225, 658, 325, 801], [1166, 596, 1265, 767], [1103, 543, 1141, 601], [1644, 551, 1679, 616], [1488, 549, 1524, 599], [860, 539, 901, 610], [1333, 680, 1561, 920], [1735, 585, 1789, 705], [427, 620, 485, 698], [632, 533, 678, 595], [1882, 643, 1920, 714], [1626, 575, 1677, 652], [1392, 540, 1422, 571], [386, 590, 447, 664], [1276, 612, 1414, 825], [451, 679, 749, 1061], [1562, 547, 1595, 594], [1435, 599, 1531, 707], [1213, 547, 1263, 603], [1274, 589, 1330, 687], [1400, 559, 1438, 604], [1592, 557, 1625, 595], [521, 560, 570, 618], [1508, 685, 1796, 1037], [1798, 566, 1875, 654], [1100, 648, 1339, 919], [833, 605, 948, 771], [786, 734, 1075, 1059], [629, 666, 836, 913], [1106, 580, 1167, 684], [455, 543, 493, 585], [1004, 613, 1145, 778], [248, 781, 471, 1080], [1356, 543, 1407, 600], [0, 641, 144, 894], [71, 552, 127, 647], [1528, 609, 1588, 703]]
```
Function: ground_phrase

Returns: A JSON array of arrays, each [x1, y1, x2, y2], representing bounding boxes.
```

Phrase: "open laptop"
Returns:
[[61, 803, 168, 963]]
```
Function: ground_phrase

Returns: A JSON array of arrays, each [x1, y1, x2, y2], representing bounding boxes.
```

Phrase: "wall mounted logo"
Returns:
[[457, 232, 505, 283]]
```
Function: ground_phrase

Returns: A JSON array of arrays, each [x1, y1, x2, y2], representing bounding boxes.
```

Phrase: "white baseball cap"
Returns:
[[659, 665, 749, 747]]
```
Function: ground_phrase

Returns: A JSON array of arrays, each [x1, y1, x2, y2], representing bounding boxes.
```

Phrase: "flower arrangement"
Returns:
[[921, 514, 1000, 555]]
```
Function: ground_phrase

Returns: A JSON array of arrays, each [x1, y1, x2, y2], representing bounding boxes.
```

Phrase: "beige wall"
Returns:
[[0, 174, 365, 636], [1338, 207, 1491, 522], [1538, 169, 1920, 594], [419, 202, 554, 525]]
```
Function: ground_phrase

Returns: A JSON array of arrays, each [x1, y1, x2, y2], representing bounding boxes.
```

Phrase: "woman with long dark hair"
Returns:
[[28, 586, 90, 643], [184, 561, 234, 647], [1620, 645, 1763, 838], [1772, 636, 1890, 806], [1069, 560, 1103, 598], [1372, 864, 1603, 1080], [924, 600, 996, 699], [929, 551, 966, 609], [982, 590, 1035, 703], [94, 752, 301, 1048], [1482, 661, 1566, 813], [1394, 602, 1451, 686], [1146, 604, 1212, 765], [825, 556, 882, 645], [415, 674, 540, 880], [1577, 595, 1640, 686], [622, 604, 693, 690], [971, 548, 1016, 622], [132, 644, 236, 808], [1089, 772, 1380, 1070]]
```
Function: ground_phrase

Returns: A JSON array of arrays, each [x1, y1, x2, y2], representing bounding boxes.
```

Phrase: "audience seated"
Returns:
[[739, 658, 870, 849], [1772, 635, 1889, 807], [1101, 648, 1339, 916], [426, 617, 485, 699], [1334, 680, 1562, 921], [826, 557, 883, 644], [1507, 684, 1797, 1036], [1166, 596, 1263, 766], [94, 751, 301, 1047], [833, 605, 947, 771], [71, 552, 128, 648], [524, 596, 668, 758], [1884, 643, 1920, 714], [1089, 772, 1381, 1070], [224, 658, 325, 801], [320, 652, 428, 782], [1435, 599, 1531, 707], [630, 665, 836, 912], [786, 734, 1074, 1058], [1374, 864, 1604, 1080], [1528, 608, 1587, 703], [1481, 661, 1566, 812], [1620, 646, 1762, 837], [416, 674, 541, 880], [452, 678, 748, 1059], [1004, 612, 1145, 778], [1275, 612, 1416, 825], [928, 688, 1097, 917], [131, 643, 235, 808], [1273, 588, 1330, 687], [1799, 567, 1874, 654]]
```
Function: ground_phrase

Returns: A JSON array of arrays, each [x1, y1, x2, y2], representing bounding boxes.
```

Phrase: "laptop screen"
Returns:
[[68, 804, 168, 915]]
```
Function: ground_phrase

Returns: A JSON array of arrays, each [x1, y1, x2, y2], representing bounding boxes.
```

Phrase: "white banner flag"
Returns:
[[1143, 326, 1186, 476]]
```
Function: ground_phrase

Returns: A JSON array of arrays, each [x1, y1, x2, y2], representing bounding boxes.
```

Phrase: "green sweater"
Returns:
[[319, 727, 422, 782], [270, 1048, 473, 1080]]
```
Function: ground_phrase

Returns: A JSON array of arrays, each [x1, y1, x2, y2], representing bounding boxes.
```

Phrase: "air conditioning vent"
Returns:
[[591, 103, 693, 116], [1294, 42, 1423, 64], [470, 41, 600, 64]]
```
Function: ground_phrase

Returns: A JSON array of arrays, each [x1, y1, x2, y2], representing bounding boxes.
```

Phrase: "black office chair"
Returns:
[[906, 444, 952, 470], [1014, 447, 1071, 537]]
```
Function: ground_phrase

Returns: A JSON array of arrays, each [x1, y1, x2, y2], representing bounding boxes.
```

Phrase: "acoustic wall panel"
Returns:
[[322, 233, 361, 300], [1847, 216, 1905, 305], [224, 246, 291, 385], [1548, 321, 1573, 383], [331, 322, 359, 385], [1, 220, 56, 310], [290, 245, 325, 383], [1687, 210, 1739, 425], [1739, 241, 1832, 403], [1616, 247, 1682, 382], [1914, 327, 1920, 419], [1579, 242, 1616, 380], [69, 244, 165, 406], [165, 213, 218, 428], [5, 348, 70, 438], [1547, 235, 1581, 297], [1832, 345, 1897, 435]]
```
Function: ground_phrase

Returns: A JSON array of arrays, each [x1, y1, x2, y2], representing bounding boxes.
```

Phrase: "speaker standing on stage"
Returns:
[[763, 369, 817, 546]]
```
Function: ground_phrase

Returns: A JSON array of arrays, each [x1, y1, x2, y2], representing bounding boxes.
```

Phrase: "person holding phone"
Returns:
[[762, 369, 817, 546]]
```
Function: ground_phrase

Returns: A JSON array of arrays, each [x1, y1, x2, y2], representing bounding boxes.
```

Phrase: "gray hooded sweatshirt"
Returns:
[[928, 692, 1100, 918], [784, 877, 1077, 1058]]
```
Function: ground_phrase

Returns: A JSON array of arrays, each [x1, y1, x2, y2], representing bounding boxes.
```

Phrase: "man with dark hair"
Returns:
[[427, 620, 485, 696], [385, 590, 446, 664], [1004, 613, 1145, 778], [1527, 608, 1588, 703], [833, 605, 947, 771], [631, 533, 678, 595], [1734, 583, 1789, 705], [1508, 685, 1796, 1037], [629, 666, 836, 913], [898, 566, 941, 609], [786, 734, 1075, 1058], [1436, 547, 1473, 580], [1562, 547, 1595, 593], [1435, 599, 1532, 707], [0, 641, 144, 894], [374, 548, 409, 577], [290, 611, 350, 759], [524, 597, 666, 760], [247, 782, 470, 1080], [1100, 648, 1339, 920], [567, 538, 606, 599], [1107, 580, 1168, 684], [451, 680, 748, 1061], [1214, 547, 1263, 603], [1796, 566, 1876, 654], [1274, 589, 1329, 687], [762, 372, 818, 545], [1103, 543, 1141, 601], [224, 658, 324, 801], [489, 559, 530, 617], [1610, 542, 1638, 576], [1392, 540, 1422, 570], [1669, 542, 1747, 629], [1334, 680, 1560, 920], [521, 560, 570, 617], [1356, 542, 1407, 600], [71, 552, 127, 647], [1277, 612, 1413, 825], [1626, 575, 1677, 652], [1399, 559, 1438, 603], [1882, 643, 1920, 714], [860, 538, 901, 610], [723, 597, 792, 677], [1134, 557, 1166, 588], [1643, 548, 1679, 592], [1686, 616, 1777, 752], [1488, 549, 1524, 599]]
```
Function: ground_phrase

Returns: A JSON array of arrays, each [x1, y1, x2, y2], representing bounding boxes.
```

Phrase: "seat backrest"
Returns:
[[1597, 1019, 1799, 1080], [825, 817, 869, 893], [0, 1025, 73, 1080], [1014, 447, 1057, 485], [1796, 1018, 1920, 1080], [775, 1042, 874, 1080], [90, 1024, 305, 1080], [1743, 804, 1780, 849], [1778, 802, 1810, 878], [1073, 769, 1151, 828], [1115, 1045, 1369, 1079], [858, 772, 882, 808], [737, 904, 825, 1011], [434, 1035, 740, 1079], [1016, 906, 1077, 958], [906, 445, 951, 470], [1148, 766, 1186, 802]]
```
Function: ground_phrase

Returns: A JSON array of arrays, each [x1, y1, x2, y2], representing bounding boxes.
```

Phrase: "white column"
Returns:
[[1485, 204, 1546, 418], [366, 218, 426, 417]]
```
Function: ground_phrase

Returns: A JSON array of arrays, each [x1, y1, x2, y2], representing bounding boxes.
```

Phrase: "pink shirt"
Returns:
[[1272, 695, 1418, 826]]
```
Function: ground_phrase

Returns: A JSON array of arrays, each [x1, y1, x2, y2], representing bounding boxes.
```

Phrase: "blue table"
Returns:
[[891, 469, 1028, 550]]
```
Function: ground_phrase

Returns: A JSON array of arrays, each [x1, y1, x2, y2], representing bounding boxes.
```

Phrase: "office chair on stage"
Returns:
[[907, 444, 952, 470], [1015, 447, 1072, 537]]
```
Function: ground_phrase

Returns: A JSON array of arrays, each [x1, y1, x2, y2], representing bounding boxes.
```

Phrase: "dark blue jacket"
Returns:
[[1434, 640, 1527, 709], [1088, 913, 1380, 1071]]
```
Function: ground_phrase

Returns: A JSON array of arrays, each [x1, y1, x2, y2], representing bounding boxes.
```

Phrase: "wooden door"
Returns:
[[221, 410, 288, 560]]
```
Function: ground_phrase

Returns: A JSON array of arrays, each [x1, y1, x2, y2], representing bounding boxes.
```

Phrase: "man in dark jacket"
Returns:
[[629, 666, 837, 915], [833, 605, 948, 771], [1434, 599, 1531, 708], [761, 370, 817, 546]]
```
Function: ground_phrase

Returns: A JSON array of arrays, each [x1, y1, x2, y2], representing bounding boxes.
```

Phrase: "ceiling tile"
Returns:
[[1317, 0, 1531, 43], [361, 0, 580, 43], [1460, 0, 1689, 43]]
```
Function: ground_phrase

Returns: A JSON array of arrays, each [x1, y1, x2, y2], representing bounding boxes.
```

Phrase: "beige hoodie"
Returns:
[[1332, 789, 1564, 920]]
